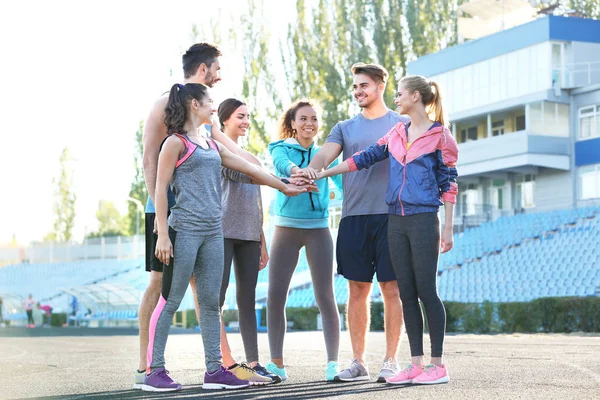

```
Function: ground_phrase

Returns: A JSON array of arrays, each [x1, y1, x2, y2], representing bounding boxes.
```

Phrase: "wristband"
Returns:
[[281, 178, 291, 184]]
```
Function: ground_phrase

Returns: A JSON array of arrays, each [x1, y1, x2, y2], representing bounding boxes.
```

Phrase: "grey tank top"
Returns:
[[168, 134, 223, 234]]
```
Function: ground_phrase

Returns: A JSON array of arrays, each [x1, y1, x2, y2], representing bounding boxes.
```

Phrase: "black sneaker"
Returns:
[[253, 363, 282, 384]]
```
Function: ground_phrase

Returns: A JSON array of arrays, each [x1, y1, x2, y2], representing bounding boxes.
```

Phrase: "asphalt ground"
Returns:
[[1, 327, 599, 400]]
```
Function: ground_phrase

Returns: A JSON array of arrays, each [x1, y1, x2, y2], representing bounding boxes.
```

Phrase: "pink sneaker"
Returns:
[[385, 364, 423, 385], [412, 364, 449, 385]]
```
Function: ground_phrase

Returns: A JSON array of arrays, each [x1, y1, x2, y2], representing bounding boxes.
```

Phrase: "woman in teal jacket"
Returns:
[[265, 99, 342, 382]]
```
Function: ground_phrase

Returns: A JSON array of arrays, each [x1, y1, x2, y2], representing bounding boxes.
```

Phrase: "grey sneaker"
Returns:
[[377, 358, 399, 383], [334, 359, 370, 382], [133, 369, 145, 389]]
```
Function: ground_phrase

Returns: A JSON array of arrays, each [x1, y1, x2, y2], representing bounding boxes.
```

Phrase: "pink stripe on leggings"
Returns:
[[146, 295, 167, 373]]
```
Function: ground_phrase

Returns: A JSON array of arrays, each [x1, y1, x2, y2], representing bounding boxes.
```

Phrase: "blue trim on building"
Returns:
[[575, 138, 600, 166], [408, 16, 600, 77]]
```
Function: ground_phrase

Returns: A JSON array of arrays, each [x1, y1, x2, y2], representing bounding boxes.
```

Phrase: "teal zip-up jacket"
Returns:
[[268, 138, 343, 229]]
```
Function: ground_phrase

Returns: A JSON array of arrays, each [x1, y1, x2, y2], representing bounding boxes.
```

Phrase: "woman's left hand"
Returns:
[[441, 225, 454, 253], [259, 244, 269, 270]]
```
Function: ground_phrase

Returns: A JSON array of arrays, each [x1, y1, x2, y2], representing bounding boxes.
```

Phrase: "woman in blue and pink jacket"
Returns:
[[306, 75, 458, 386]]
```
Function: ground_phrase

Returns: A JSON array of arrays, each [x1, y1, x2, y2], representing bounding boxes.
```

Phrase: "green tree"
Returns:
[[281, 0, 466, 136], [87, 200, 128, 238], [125, 121, 147, 235], [49, 147, 76, 242], [241, 0, 283, 155]]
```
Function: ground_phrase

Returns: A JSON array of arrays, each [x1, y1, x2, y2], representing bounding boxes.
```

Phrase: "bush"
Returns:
[[180, 297, 600, 334], [51, 313, 67, 327]]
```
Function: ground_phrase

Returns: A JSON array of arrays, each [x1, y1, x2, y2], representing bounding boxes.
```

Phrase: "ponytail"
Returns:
[[400, 75, 446, 127], [429, 81, 445, 127], [164, 84, 187, 134]]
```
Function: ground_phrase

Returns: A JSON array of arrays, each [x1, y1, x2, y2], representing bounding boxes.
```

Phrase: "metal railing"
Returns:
[[0, 235, 145, 265], [554, 61, 600, 88]]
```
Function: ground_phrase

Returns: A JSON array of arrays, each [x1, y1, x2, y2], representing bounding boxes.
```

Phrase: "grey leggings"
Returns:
[[267, 226, 340, 361], [148, 228, 224, 373], [219, 238, 261, 362], [388, 213, 446, 358]]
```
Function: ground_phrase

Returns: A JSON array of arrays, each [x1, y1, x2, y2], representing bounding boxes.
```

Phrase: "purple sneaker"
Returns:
[[141, 367, 182, 392], [203, 365, 250, 390]]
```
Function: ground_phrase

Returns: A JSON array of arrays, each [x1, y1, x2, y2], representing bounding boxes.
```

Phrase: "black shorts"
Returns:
[[145, 213, 168, 273], [336, 214, 396, 283]]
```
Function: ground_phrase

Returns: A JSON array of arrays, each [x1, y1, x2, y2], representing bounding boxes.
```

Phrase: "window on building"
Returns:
[[492, 120, 505, 136], [460, 183, 478, 216], [515, 115, 526, 131], [489, 180, 505, 210], [460, 126, 478, 143], [579, 105, 600, 140], [579, 164, 600, 200], [516, 174, 536, 209]]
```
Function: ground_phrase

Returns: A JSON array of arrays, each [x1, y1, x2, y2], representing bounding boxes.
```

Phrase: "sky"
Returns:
[[0, 0, 293, 244]]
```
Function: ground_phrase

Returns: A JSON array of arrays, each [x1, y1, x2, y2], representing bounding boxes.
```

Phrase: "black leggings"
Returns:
[[219, 238, 261, 363], [26, 310, 34, 325], [388, 212, 446, 358]]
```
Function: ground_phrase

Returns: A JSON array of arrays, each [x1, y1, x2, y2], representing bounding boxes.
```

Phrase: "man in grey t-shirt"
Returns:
[[300, 63, 408, 382]]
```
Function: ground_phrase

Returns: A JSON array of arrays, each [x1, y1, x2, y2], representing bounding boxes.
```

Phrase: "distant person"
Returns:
[[39, 303, 52, 326], [23, 294, 35, 328], [143, 83, 306, 392], [0, 296, 4, 324], [70, 296, 78, 317]]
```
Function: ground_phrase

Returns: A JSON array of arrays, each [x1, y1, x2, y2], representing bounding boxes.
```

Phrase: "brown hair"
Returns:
[[164, 83, 209, 134], [400, 75, 445, 126], [351, 62, 388, 85], [217, 98, 246, 130], [279, 99, 322, 140]]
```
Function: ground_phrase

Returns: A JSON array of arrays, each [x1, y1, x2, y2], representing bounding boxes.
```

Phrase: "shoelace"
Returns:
[[422, 364, 437, 375], [239, 363, 258, 374], [382, 358, 397, 371], [157, 369, 173, 381]]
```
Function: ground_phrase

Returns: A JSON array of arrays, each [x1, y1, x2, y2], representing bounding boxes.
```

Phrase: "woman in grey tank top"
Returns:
[[216, 98, 280, 384], [144, 83, 306, 392]]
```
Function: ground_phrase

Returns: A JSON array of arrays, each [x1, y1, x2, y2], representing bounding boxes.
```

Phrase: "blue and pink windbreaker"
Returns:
[[347, 122, 459, 216]]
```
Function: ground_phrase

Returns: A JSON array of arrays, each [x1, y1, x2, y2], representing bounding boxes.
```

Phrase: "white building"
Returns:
[[408, 14, 600, 228]]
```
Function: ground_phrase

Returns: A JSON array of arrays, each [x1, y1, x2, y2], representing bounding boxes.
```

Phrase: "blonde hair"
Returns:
[[400, 75, 445, 126], [279, 99, 322, 139]]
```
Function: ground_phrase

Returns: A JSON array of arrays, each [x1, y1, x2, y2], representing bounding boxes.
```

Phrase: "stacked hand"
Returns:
[[292, 167, 322, 180], [282, 184, 310, 197], [288, 176, 318, 192]]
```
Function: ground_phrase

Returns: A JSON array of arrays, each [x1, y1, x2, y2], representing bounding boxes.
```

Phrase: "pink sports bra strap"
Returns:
[[174, 133, 197, 168]]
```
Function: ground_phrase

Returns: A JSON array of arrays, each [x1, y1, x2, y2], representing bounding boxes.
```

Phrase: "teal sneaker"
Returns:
[[325, 361, 340, 381], [265, 362, 288, 381]]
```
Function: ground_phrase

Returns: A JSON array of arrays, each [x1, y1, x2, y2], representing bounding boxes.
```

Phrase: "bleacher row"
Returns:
[[286, 205, 600, 307], [1, 206, 598, 323]]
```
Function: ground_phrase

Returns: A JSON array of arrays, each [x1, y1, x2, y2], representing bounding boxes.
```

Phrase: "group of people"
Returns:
[[134, 42, 459, 392]]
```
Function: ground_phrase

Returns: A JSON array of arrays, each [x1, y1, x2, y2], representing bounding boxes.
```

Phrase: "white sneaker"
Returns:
[[377, 358, 399, 383]]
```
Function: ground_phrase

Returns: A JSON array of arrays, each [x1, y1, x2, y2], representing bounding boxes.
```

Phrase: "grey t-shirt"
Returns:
[[221, 168, 263, 242], [327, 111, 409, 218]]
